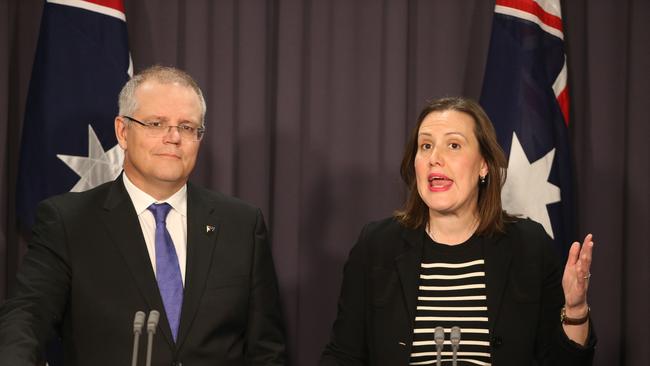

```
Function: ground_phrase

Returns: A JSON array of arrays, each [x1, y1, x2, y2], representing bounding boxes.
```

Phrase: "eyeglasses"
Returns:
[[122, 115, 205, 141]]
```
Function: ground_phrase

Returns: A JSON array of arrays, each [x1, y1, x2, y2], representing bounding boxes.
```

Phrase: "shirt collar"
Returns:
[[122, 172, 187, 217]]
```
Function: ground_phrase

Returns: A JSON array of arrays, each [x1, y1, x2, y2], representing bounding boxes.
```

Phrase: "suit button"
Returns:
[[491, 336, 503, 348]]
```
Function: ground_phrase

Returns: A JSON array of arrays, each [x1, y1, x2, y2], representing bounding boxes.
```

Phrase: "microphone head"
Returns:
[[450, 326, 461, 344], [147, 310, 160, 334], [133, 311, 146, 334], [434, 326, 445, 345]]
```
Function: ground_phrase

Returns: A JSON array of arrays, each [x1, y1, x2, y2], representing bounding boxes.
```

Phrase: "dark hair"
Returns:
[[394, 96, 515, 236]]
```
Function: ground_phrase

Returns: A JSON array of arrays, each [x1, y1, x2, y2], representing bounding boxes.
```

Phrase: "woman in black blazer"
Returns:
[[321, 97, 595, 366]]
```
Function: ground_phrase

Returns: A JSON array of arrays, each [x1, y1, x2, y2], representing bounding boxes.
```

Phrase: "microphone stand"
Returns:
[[131, 311, 146, 366], [450, 326, 461, 366], [145, 310, 160, 366], [434, 326, 444, 366]]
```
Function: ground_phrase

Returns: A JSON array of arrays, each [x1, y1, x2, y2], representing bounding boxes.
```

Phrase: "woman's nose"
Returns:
[[429, 148, 443, 166]]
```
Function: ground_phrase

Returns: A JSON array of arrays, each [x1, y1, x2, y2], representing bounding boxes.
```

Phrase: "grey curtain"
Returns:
[[1, 0, 648, 364]]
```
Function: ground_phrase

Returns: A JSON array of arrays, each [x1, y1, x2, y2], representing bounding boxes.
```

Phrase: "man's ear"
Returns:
[[115, 116, 128, 149]]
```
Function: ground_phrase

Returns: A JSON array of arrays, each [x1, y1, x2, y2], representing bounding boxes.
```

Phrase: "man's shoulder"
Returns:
[[31, 180, 117, 226], [43, 179, 115, 208]]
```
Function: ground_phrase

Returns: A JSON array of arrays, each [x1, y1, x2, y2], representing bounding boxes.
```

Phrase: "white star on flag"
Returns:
[[501, 132, 561, 238], [57, 125, 124, 192]]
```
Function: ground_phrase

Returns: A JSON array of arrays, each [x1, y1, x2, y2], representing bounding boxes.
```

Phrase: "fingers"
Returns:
[[576, 234, 594, 286], [580, 234, 594, 270], [566, 241, 581, 268], [563, 234, 595, 307]]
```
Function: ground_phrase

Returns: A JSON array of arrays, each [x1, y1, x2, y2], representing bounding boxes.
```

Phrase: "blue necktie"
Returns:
[[148, 203, 183, 341]]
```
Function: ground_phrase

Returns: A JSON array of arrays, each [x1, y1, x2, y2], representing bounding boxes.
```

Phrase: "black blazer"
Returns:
[[0, 177, 286, 365], [321, 217, 595, 366]]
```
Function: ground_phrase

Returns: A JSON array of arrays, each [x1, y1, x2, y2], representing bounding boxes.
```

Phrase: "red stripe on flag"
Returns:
[[556, 87, 570, 126], [496, 0, 563, 32], [83, 0, 124, 13]]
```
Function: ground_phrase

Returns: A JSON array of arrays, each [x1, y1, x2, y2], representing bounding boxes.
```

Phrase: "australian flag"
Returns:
[[480, 0, 573, 254], [17, 0, 131, 230]]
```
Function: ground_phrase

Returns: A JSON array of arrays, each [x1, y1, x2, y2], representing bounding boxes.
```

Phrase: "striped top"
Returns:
[[409, 234, 492, 366]]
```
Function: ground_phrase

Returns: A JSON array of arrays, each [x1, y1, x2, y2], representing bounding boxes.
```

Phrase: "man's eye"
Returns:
[[179, 125, 195, 132], [148, 121, 164, 128]]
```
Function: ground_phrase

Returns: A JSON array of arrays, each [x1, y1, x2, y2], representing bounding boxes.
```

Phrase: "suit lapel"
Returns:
[[483, 232, 513, 335], [176, 184, 219, 349], [101, 177, 174, 348], [396, 227, 424, 323], [396, 223, 514, 340]]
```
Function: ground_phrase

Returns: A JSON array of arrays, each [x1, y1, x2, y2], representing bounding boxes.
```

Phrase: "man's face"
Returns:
[[115, 80, 202, 198]]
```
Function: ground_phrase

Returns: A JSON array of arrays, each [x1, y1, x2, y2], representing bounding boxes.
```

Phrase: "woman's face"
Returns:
[[414, 110, 488, 218]]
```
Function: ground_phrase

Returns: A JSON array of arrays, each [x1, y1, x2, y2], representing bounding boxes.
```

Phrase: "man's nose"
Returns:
[[163, 126, 182, 143]]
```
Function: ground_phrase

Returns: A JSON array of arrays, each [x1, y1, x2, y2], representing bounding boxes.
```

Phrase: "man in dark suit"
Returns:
[[0, 66, 287, 365]]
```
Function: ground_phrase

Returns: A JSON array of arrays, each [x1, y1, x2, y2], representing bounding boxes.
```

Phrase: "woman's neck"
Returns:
[[427, 211, 479, 245]]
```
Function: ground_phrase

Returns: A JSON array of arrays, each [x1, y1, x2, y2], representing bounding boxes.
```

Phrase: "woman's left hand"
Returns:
[[562, 233, 594, 312]]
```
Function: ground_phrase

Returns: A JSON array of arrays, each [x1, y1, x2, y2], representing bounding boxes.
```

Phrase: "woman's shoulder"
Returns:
[[348, 217, 415, 266], [362, 216, 402, 232], [357, 216, 413, 242], [504, 217, 550, 239], [500, 217, 557, 258], [351, 217, 412, 250]]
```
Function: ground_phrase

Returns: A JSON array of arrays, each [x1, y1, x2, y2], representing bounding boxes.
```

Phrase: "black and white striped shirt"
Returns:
[[409, 234, 492, 366]]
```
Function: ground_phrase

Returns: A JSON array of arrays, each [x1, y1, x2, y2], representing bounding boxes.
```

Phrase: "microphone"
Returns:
[[145, 310, 160, 366], [433, 326, 444, 366], [131, 311, 146, 366], [450, 326, 461, 366]]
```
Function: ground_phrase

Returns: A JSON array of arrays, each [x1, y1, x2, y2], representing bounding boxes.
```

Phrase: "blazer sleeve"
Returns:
[[531, 222, 596, 365], [245, 209, 288, 365], [0, 199, 71, 365], [320, 225, 370, 366]]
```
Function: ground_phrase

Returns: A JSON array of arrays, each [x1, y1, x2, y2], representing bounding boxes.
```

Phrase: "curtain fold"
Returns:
[[1, 0, 647, 364]]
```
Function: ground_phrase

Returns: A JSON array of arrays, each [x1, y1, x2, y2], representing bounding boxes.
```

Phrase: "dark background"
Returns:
[[1, 0, 648, 365]]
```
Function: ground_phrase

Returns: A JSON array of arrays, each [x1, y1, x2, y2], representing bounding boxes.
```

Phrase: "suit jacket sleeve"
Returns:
[[245, 209, 288, 365], [0, 199, 71, 365], [320, 224, 370, 366], [533, 222, 596, 365]]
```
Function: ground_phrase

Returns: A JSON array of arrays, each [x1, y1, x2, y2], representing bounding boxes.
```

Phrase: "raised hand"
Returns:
[[562, 233, 594, 313]]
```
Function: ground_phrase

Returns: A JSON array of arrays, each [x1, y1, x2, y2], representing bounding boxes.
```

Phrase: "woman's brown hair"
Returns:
[[394, 97, 515, 236]]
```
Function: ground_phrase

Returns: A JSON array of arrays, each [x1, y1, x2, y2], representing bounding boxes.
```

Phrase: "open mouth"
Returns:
[[428, 174, 453, 190]]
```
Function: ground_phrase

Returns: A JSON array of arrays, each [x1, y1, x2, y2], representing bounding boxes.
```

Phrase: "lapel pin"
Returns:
[[206, 225, 215, 234]]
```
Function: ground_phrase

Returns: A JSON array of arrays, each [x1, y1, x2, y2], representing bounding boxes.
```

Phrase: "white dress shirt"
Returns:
[[122, 173, 187, 285]]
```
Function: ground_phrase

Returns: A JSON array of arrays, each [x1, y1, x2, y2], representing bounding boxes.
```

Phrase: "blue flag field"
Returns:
[[17, 0, 131, 230], [480, 0, 574, 253]]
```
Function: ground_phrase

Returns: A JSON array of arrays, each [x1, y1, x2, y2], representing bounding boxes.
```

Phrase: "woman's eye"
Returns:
[[449, 142, 461, 149], [420, 143, 432, 150]]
